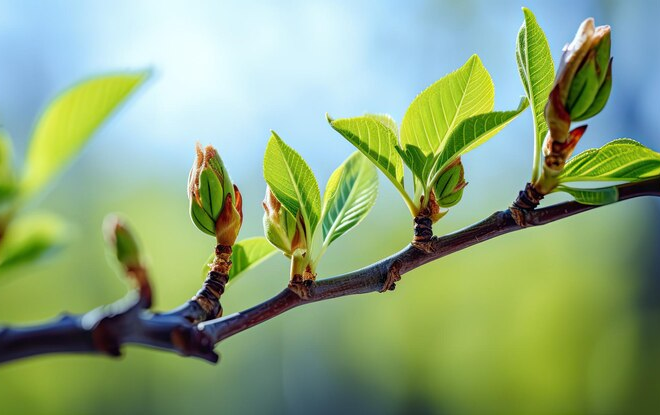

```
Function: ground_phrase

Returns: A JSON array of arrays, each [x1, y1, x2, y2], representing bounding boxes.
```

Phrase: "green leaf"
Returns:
[[364, 113, 399, 137], [516, 7, 555, 180], [230, 237, 277, 281], [400, 54, 494, 155], [328, 114, 404, 186], [0, 213, 67, 272], [559, 139, 660, 182], [395, 144, 435, 184], [22, 72, 149, 195], [264, 132, 322, 233], [321, 152, 378, 247], [429, 97, 529, 183], [555, 185, 618, 205], [200, 237, 277, 282]]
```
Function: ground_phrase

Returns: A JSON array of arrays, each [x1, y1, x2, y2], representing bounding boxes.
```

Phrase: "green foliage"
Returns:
[[0, 213, 67, 272], [22, 72, 149, 196], [331, 55, 526, 217], [0, 72, 147, 274], [321, 152, 378, 247], [400, 55, 494, 156], [263, 132, 321, 236], [555, 185, 618, 205], [428, 97, 529, 186], [516, 7, 555, 181], [200, 237, 276, 282], [559, 139, 660, 182], [327, 114, 407, 208], [229, 237, 276, 280]]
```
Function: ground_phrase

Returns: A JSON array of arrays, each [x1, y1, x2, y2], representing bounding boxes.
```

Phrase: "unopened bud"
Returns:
[[541, 125, 588, 191], [434, 159, 467, 208], [103, 215, 141, 270], [262, 187, 305, 255], [546, 18, 612, 140], [188, 143, 243, 245]]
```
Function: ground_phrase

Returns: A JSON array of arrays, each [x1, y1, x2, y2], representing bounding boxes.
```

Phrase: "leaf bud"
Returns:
[[546, 18, 612, 141], [434, 159, 467, 209], [188, 143, 243, 245], [262, 187, 305, 256]]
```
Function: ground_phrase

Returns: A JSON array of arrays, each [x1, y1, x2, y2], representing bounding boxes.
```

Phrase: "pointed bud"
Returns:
[[434, 159, 467, 209], [103, 215, 152, 307], [262, 187, 304, 255], [546, 19, 612, 141], [543, 125, 588, 174], [188, 143, 242, 244]]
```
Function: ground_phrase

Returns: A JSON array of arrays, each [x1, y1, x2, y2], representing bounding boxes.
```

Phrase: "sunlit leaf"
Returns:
[[400, 54, 494, 155], [429, 97, 529, 183], [516, 7, 555, 179], [328, 114, 404, 187], [364, 113, 399, 137], [395, 144, 435, 184], [0, 213, 67, 272], [264, 132, 321, 233], [555, 185, 618, 205], [22, 72, 149, 195], [321, 152, 378, 247], [200, 237, 277, 282], [559, 139, 660, 182]]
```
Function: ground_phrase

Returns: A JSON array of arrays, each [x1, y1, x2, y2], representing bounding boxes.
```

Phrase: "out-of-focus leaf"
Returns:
[[0, 213, 67, 272], [555, 185, 618, 205], [559, 139, 660, 182], [516, 7, 555, 178], [321, 152, 378, 247], [263, 132, 321, 233], [400, 55, 494, 155], [200, 237, 276, 282], [0, 131, 17, 205], [22, 72, 149, 196]]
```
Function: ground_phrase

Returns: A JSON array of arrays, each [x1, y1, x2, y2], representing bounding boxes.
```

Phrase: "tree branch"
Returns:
[[1, 178, 659, 365]]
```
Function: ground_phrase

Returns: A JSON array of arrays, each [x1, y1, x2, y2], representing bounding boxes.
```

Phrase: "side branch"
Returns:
[[201, 177, 660, 342], [1, 177, 659, 365]]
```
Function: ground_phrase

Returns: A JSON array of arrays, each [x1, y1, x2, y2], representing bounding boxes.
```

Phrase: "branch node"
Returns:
[[288, 278, 314, 300], [192, 244, 232, 320], [413, 215, 433, 243], [380, 260, 403, 293], [510, 183, 544, 227]]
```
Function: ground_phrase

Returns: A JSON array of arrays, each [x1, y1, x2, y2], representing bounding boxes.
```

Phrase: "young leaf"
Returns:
[[365, 113, 399, 137], [429, 97, 529, 183], [559, 139, 660, 182], [400, 54, 494, 155], [395, 144, 435, 184], [22, 72, 149, 196], [264, 132, 322, 233], [321, 152, 378, 247], [0, 213, 67, 272], [200, 237, 277, 282], [516, 7, 555, 181], [555, 185, 618, 205], [230, 237, 277, 280], [327, 114, 404, 187]]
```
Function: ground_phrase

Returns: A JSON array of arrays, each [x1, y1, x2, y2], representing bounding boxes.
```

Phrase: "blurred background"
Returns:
[[1, 0, 659, 413]]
